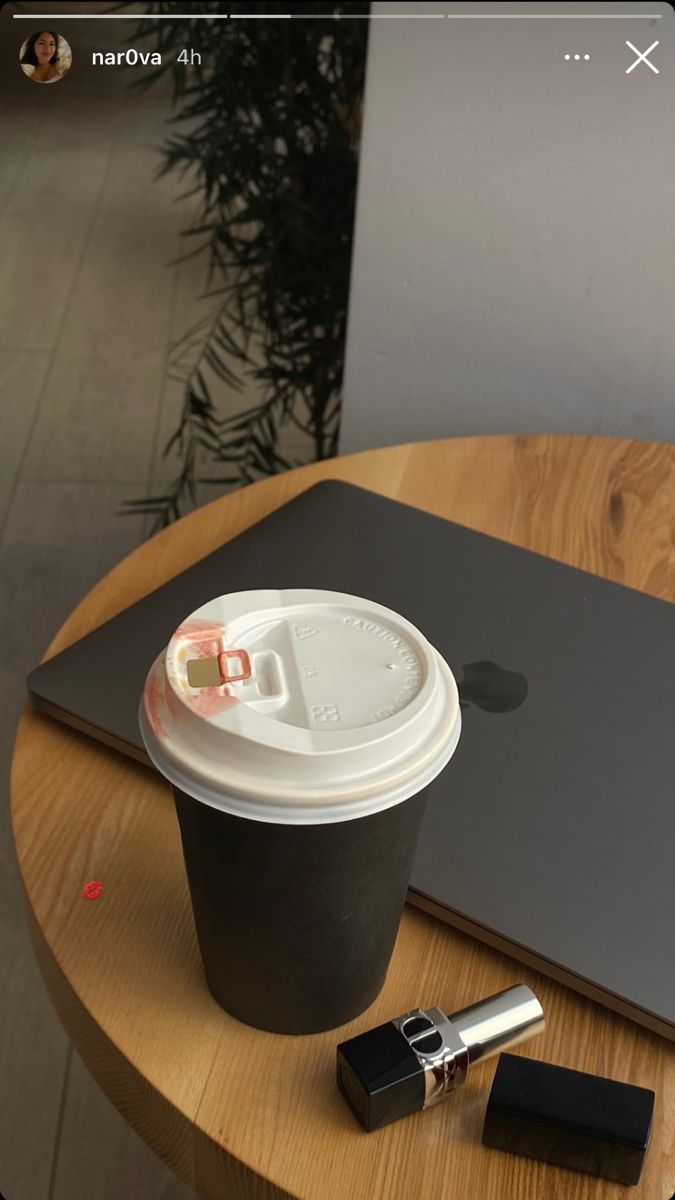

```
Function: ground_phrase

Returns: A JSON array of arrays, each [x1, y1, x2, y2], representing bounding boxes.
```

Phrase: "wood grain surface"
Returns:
[[10, 436, 675, 1200]]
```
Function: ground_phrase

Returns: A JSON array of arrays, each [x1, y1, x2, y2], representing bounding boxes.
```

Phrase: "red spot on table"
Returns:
[[82, 880, 103, 900]]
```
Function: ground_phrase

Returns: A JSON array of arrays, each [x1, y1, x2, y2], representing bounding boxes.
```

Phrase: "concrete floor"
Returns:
[[0, 4, 244, 1197]]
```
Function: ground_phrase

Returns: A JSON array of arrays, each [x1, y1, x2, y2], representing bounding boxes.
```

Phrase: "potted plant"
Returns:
[[121, 0, 370, 532]]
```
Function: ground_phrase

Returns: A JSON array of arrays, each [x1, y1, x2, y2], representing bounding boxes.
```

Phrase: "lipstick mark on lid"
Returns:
[[173, 618, 228, 650], [82, 880, 103, 900], [144, 657, 169, 739], [189, 689, 239, 718], [172, 619, 240, 718]]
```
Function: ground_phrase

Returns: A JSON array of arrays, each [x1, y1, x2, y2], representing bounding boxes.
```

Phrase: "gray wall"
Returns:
[[340, 0, 675, 453]]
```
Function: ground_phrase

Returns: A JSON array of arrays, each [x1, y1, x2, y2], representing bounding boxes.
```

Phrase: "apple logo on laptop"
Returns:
[[457, 660, 527, 714]]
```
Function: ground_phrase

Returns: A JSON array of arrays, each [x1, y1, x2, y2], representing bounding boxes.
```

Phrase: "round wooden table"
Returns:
[[11, 435, 675, 1200]]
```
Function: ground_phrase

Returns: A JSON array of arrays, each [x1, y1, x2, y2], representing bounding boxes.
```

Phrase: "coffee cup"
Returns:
[[139, 589, 461, 1034]]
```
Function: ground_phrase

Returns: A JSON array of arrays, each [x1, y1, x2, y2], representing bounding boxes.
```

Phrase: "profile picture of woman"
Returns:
[[19, 31, 72, 84]]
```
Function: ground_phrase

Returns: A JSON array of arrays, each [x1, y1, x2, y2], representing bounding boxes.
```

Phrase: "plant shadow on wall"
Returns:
[[119, 0, 370, 535]]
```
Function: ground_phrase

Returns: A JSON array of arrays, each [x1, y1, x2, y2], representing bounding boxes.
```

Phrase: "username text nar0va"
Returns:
[[92, 49, 201, 66]]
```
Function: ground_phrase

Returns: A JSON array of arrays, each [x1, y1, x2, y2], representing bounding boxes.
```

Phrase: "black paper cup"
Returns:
[[173, 784, 430, 1034], [140, 589, 461, 1036]]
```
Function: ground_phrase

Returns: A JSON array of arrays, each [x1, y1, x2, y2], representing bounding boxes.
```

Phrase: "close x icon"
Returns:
[[625, 39, 659, 74]]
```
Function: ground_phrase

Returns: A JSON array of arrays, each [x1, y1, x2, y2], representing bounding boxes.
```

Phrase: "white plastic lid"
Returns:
[[139, 589, 461, 824]]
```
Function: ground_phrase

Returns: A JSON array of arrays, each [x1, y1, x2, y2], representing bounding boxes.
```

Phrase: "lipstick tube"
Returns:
[[336, 984, 544, 1132]]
